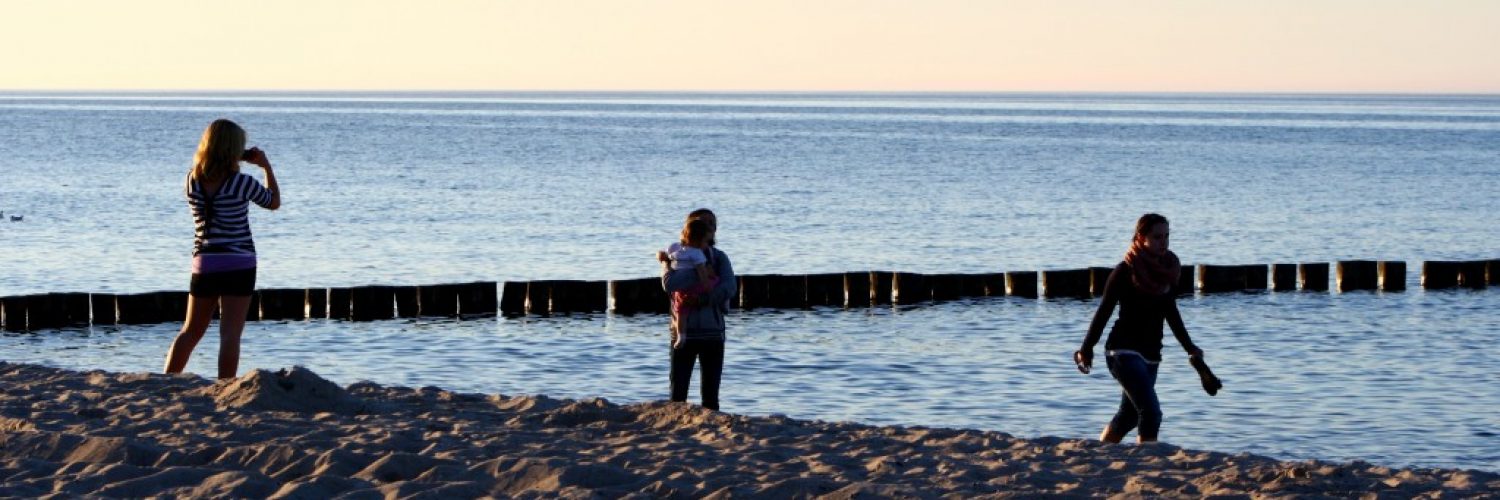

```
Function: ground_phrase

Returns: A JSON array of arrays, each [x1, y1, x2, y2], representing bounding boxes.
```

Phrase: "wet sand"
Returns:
[[0, 362, 1493, 498]]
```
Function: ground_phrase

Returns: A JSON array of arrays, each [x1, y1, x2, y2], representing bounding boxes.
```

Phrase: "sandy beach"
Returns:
[[0, 362, 1493, 498]]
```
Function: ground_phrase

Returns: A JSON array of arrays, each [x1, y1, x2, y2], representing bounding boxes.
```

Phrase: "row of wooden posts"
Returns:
[[2, 260, 1494, 331], [1, 282, 497, 332]]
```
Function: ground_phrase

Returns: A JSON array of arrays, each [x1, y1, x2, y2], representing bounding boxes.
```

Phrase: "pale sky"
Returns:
[[2, 0, 1496, 93]]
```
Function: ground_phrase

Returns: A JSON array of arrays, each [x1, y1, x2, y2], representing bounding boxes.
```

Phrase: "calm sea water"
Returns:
[[2, 92, 1498, 471]]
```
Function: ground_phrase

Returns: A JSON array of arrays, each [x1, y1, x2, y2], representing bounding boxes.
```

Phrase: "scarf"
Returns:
[[1124, 240, 1180, 295]]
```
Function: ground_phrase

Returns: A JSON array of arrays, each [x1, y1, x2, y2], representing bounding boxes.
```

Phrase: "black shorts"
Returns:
[[190, 268, 257, 297]]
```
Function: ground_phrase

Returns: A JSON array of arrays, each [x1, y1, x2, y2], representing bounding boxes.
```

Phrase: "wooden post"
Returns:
[[1378, 261, 1406, 291], [350, 286, 395, 321], [394, 286, 421, 318], [805, 273, 844, 307], [930, 274, 962, 302], [114, 293, 162, 325], [1270, 264, 1298, 291], [844, 272, 871, 307], [737, 274, 769, 310], [1197, 264, 1246, 293], [459, 281, 498, 315], [1459, 261, 1488, 289], [247, 291, 260, 321], [1005, 271, 1037, 298], [525, 281, 551, 315], [153, 291, 189, 324], [59, 293, 91, 326], [1, 297, 25, 331], [327, 288, 352, 320], [1421, 261, 1460, 289], [24, 294, 66, 330], [769, 274, 809, 309], [978, 273, 1006, 297], [960, 274, 986, 298], [1336, 260, 1378, 292], [892, 273, 930, 304], [1042, 269, 1091, 299], [1299, 263, 1330, 292], [561, 280, 606, 312], [636, 277, 670, 314], [255, 289, 280, 320], [373, 286, 397, 320], [500, 281, 527, 316], [1089, 267, 1114, 297], [259, 288, 306, 320], [870, 272, 894, 305], [607, 279, 650, 316], [114, 293, 146, 325], [306, 288, 327, 319], [90, 294, 117, 325], [326, 288, 352, 320], [1241, 265, 1269, 290], [546, 280, 577, 313], [577, 281, 608, 313], [256, 289, 279, 320], [418, 284, 459, 317], [349, 287, 374, 321]]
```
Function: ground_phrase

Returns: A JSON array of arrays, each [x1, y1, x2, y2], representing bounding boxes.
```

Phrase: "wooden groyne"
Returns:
[[1, 259, 1494, 331]]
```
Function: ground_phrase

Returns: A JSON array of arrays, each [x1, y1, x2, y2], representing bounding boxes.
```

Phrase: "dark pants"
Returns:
[[1107, 353, 1162, 441], [670, 337, 724, 410]]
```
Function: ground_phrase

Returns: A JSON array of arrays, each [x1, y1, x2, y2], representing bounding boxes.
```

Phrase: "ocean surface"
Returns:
[[2, 92, 1498, 471]]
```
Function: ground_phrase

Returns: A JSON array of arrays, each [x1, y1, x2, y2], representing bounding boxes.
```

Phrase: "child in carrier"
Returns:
[[657, 218, 718, 348]]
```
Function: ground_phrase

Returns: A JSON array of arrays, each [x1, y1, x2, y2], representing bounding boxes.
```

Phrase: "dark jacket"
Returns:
[[1082, 261, 1197, 362], [662, 247, 736, 340]]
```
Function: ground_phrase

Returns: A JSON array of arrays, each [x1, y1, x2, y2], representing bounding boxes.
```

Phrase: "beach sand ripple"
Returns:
[[0, 361, 1494, 498]]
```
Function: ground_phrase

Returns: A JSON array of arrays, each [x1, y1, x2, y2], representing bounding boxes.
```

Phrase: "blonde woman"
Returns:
[[164, 119, 280, 379]]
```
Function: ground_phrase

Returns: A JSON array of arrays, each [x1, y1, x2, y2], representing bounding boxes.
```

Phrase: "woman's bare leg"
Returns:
[[216, 295, 252, 379], [165, 294, 218, 373]]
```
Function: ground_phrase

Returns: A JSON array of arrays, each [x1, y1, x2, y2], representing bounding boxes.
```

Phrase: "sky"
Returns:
[[2, 0, 1497, 93]]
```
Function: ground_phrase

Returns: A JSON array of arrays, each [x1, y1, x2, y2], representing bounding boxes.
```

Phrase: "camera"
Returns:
[[240, 149, 255, 161]]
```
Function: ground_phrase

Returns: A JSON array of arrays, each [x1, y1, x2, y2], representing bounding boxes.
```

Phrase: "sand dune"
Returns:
[[0, 362, 1493, 498]]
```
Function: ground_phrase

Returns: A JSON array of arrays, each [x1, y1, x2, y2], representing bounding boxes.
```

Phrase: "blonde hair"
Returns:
[[191, 119, 246, 184]]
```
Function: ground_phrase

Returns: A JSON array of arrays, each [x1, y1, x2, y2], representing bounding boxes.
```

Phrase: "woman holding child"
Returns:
[[659, 208, 736, 410]]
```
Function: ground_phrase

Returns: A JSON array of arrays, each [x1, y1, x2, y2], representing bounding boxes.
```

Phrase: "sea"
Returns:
[[1, 92, 1497, 472]]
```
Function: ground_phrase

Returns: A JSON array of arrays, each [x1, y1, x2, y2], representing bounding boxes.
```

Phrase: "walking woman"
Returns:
[[1075, 213, 1206, 443], [661, 208, 737, 410], [165, 119, 280, 379]]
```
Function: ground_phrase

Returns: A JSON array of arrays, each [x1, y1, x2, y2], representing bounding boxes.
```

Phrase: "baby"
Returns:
[[657, 218, 718, 347]]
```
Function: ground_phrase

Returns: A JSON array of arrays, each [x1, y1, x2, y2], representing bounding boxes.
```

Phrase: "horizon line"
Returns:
[[3, 88, 1500, 97]]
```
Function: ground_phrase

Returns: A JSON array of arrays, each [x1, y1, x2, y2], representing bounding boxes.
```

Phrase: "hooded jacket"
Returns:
[[661, 247, 736, 340]]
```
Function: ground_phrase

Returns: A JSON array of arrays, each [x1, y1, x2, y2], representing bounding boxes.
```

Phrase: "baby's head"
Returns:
[[680, 218, 713, 248]]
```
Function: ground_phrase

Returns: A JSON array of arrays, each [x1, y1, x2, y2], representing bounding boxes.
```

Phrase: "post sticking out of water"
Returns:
[[1336, 261, 1378, 292], [1379, 261, 1406, 291], [892, 273, 930, 304], [870, 272, 894, 305], [1423, 261, 1462, 289], [844, 272, 871, 307], [1299, 263, 1330, 292], [1005, 271, 1038, 299], [1041, 269, 1091, 299]]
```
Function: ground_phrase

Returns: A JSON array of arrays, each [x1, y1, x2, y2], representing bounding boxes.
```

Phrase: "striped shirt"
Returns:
[[185, 172, 274, 257]]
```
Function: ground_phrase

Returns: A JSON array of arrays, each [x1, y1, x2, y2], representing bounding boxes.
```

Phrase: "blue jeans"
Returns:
[[1107, 353, 1162, 441]]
